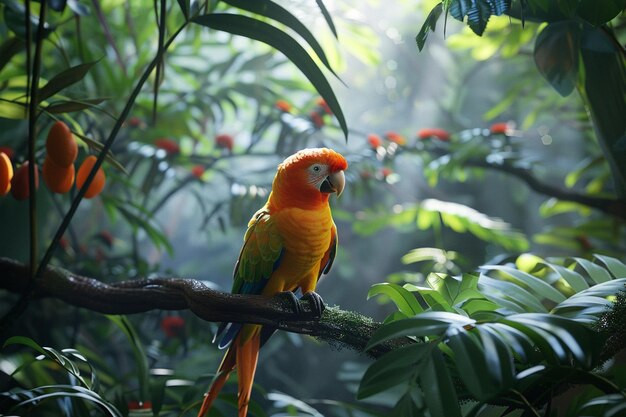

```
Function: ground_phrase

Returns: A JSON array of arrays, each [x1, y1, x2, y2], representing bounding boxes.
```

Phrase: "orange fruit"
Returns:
[[11, 161, 39, 201], [0, 152, 13, 196], [75, 155, 105, 198], [43, 156, 75, 194], [46, 121, 78, 167]]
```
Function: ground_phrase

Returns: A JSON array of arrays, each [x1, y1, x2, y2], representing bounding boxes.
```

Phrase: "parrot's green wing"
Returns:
[[217, 209, 284, 349], [232, 208, 284, 295]]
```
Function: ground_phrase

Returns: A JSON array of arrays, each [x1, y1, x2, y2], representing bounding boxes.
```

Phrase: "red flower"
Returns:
[[154, 138, 180, 155], [128, 401, 152, 410], [417, 128, 450, 141], [310, 111, 324, 129], [380, 167, 393, 178], [0, 146, 14, 160], [191, 165, 205, 179], [367, 134, 382, 149], [127, 117, 144, 128], [385, 131, 406, 145], [360, 170, 373, 180], [316, 98, 332, 115], [275, 100, 292, 113], [215, 134, 234, 151], [489, 122, 510, 135], [161, 316, 185, 338]]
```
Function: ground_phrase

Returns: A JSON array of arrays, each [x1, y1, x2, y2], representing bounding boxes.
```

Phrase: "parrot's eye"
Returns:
[[311, 164, 322, 173]]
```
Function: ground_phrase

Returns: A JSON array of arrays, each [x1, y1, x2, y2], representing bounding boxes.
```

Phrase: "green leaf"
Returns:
[[567, 257, 612, 284], [594, 254, 626, 278], [416, 3, 443, 51], [479, 274, 548, 313], [315, 0, 338, 38], [368, 283, 424, 316], [541, 261, 588, 293], [38, 61, 98, 103], [106, 316, 150, 402], [222, 0, 337, 76], [404, 283, 454, 312], [418, 348, 462, 417], [466, 0, 493, 36], [0, 98, 27, 119], [44, 98, 107, 114], [481, 265, 567, 303], [357, 343, 428, 399], [366, 312, 474, 350], [192, 13, 348, 139], [3, 336, 48, 356], [534, 21, 581, 97], [576, 0, 625, 26], [447, 328, 495, 400]]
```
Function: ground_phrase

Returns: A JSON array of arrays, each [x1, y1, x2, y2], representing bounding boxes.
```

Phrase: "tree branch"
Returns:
[[0, 257, 406, 358], [468, 159, 626, 220]]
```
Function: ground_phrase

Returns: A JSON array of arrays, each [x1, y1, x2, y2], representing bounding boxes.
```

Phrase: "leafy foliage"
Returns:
[[360, 254, 626, 416]]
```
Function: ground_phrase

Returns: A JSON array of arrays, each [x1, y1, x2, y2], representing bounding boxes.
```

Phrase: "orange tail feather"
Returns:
[[236, 331, 261, 417], [197, 344, 237, 417]]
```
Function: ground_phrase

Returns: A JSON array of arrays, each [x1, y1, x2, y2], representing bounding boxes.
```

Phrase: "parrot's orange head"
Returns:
[[270, 148, 348, 209]]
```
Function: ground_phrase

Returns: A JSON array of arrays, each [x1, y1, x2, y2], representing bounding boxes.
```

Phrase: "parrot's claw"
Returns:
[[277, 291, 303, 315], [301, 291, 325, 318]]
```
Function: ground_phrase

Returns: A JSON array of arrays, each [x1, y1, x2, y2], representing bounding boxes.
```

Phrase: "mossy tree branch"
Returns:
[[0, 257, 406, 358]]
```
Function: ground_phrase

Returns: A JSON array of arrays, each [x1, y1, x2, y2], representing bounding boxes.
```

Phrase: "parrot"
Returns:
[[197, 148, 348, 417]]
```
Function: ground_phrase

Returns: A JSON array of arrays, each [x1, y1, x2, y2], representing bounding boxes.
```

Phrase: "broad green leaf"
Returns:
[[366, 312, 474, 350], [357, 343, 428, 399], [38, 61, 98, 103], [541, 262, 588, 293], [192, 13, 348, 139], [0, 98, 27, 119], [594, 254, 626, 278], [418, 348, 462, 417], [534, 21, 581, 96], [567, 257, 612, 284], [576, 0, 625, 26], [479, 274, 548, 313], [447, 327, 495, 400], [368, 283, 424, 316], [404, 283, 454, 312], [481, 265, 567, 303]]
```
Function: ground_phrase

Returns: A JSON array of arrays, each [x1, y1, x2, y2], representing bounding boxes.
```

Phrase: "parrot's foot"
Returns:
[[301, 291, 325, 318], [277, 291, 304, 315], [276, 291, 325, 318]]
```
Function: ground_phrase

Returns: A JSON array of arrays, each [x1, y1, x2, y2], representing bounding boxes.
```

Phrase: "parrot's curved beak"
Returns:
[[320, 170, 345, 197]]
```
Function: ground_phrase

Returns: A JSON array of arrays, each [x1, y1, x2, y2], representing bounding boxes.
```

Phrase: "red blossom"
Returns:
[[0, 147, 14, 160], [367, 134, 383, 149], [191, 165, 205, 179], [385, 131, 406, 145], [128, 117, 144, 128], [417, 128, 450, 141], [215, 134, 234, 151], [275, 100, 292, 113], [489, 122, 510, 135], [316, 98, 332, 115], [310, 111, 324, 129], [154, 138, 180, 155], [161, 315, 185, 337], [128, 401, 152, 410], [380, 167, 393, 178]]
